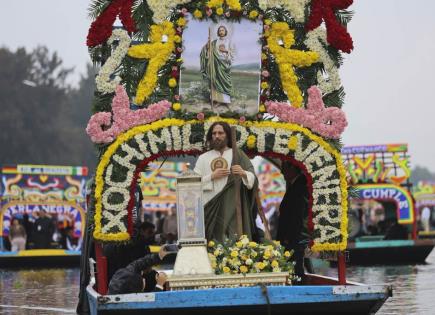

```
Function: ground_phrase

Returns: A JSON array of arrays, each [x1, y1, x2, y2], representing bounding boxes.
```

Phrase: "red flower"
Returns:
[[306, 0, 354, 53], [87, 0, 136, 47]]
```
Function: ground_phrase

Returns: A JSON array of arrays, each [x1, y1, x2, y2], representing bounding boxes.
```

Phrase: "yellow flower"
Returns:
[[172, 102, 181, 111], [208, 240, 215, 247], [211, 261, 217, 269], [259, 104, 266, 113], [257, 262, 265, 270], [193, 9, 203, 19], [174, 35, 182, 43], [176, 17, 186, 27], [284, 251, 291, 258], [271, 260, 279, 268], [264, 19, 272, 25], [251, 251, 258, 258], [288, 136, 298, 150], [223, 266, 230, 273], [231, 250, 239, 258], [263, 251, 271, 259], [216, 7, 224, 15], [249, 241, 257, 248], [261, 53, 268, 60], [168, 78, 177, 87], [227, 0, 241, 11], [240, 265, 248, 273], [273, 240, 280, 246], [249, 10, 258, 19], [214, 249, 221, 256], [246, 135, 256, 149], [236, 241, 243, 248], [261, 82, 269, 90]]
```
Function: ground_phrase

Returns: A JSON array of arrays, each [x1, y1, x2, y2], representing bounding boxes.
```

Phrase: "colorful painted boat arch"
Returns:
[[93, 118, 348, 252], [354, 184, 415, 224]]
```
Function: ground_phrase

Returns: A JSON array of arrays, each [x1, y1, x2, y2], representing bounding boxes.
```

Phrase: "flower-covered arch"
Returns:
[[93, 118, 348, 251], [85, 0, 355, 253]]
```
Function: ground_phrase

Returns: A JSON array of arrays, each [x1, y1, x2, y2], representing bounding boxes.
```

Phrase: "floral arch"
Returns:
[[93, 118, 348, 252]]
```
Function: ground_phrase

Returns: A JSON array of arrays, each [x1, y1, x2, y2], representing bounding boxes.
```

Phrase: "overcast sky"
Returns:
[[1, 1, 434, 171]]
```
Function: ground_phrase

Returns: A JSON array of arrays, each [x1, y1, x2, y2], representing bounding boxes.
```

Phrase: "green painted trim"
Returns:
[[354, 240, 414, 248]]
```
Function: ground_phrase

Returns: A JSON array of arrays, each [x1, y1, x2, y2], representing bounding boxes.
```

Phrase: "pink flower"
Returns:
[[86, 85, 171, 144], [174, 95, 181, 101], [176, 47, 183, 53], [264, 85, 348, 139], [225, 11, 231, 17], [239, 116, 246, 123], [181, 8, 188, 15], [206, 8, 212, 16], [261, 70, 270, 78], [264, 24, 270, 31], [197, 112, 205, 120]]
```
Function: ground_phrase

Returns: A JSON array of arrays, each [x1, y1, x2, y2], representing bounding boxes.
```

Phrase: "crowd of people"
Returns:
[[5, 210, 82, 251]]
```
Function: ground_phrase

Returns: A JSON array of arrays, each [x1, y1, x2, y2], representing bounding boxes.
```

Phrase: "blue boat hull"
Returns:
[[87, 276, 391, 315]]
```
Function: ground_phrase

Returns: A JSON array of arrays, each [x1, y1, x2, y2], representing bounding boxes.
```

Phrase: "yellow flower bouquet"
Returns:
[[207, 235, 295, 276]]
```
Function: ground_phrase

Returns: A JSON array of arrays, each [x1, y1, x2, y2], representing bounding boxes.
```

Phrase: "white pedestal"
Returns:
[[173, 245, 213, 275]]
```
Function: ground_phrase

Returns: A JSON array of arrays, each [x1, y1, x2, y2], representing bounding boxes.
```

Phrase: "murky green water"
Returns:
[[0, 250, 434, 314]]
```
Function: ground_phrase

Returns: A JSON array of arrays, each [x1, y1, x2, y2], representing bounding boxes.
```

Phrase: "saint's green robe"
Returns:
[[200, 39, 233, 102], [204, 149, 259, 242]]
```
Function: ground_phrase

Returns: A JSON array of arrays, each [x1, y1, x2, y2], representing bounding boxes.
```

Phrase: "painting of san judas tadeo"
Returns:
[[180, 16, 262, 115]]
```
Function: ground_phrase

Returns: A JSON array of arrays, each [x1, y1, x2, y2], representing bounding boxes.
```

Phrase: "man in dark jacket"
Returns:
[[277, 162, 310, 280], [107, 246, 169, 294]]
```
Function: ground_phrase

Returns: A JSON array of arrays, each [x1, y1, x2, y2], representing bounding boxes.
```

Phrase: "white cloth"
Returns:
[[194, 148, 255, 205], [421, 207, 431, 232], [421, 207, 431, 220]]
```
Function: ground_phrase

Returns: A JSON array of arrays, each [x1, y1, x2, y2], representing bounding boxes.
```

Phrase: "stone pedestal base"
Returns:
[[173, 245, 213, 276]]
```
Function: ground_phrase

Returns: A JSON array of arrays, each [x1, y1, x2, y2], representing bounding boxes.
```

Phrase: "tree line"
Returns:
[[0, 46, 97, 170]]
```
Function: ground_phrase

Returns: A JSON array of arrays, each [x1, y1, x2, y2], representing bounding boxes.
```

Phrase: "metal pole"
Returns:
[[337, 251, 347, 285], [95, 242, 108, 295]]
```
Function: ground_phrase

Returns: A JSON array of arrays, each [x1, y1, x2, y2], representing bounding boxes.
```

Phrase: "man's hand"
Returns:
[[231, 165, 247, 179], [211, 168, 230, 180], [158, 246, 168, 260], [155, 272, 168, 286]]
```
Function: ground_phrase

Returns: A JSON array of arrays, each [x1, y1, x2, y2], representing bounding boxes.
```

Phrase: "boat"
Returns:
[[86, 274, 392, 315], [413, 181, 435, 239], [0, 164, 88, 267], [77, 2, 392, 314], [0, 249, 80, 268], [342, 144, 435, 265]]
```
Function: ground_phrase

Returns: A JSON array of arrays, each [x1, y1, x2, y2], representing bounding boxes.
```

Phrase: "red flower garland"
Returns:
[[306, 0, 354, 53], [87, 0, 136, 47]]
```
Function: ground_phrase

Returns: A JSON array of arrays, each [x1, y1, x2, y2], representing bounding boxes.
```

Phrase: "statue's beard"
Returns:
[[211, 138, 227, 150]]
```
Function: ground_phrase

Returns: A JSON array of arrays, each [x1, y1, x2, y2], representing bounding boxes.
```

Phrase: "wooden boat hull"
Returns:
[[0, 249, 80, 268], [87, 275, 391, 315], [346, 239, 435, 265]]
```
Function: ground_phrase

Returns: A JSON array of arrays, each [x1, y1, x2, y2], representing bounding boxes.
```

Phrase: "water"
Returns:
[[0, 268, 79, 314], [0, 251, 434, 314]]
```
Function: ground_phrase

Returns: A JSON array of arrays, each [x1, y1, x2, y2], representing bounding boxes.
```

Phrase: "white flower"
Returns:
[[305, 27, 341, 94], [96, 29, 132, 94]]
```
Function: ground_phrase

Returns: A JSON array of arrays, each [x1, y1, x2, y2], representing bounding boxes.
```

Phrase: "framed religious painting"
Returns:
[[180, 15, 262, 115]]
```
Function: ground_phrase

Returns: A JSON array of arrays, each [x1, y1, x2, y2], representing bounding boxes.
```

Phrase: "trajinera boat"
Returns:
[[77, 1, 391, 314], [342, 144, 435, 265]]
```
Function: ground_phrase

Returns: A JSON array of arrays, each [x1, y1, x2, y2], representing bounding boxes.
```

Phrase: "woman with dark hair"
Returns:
[[8, 218, 27, 251]]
